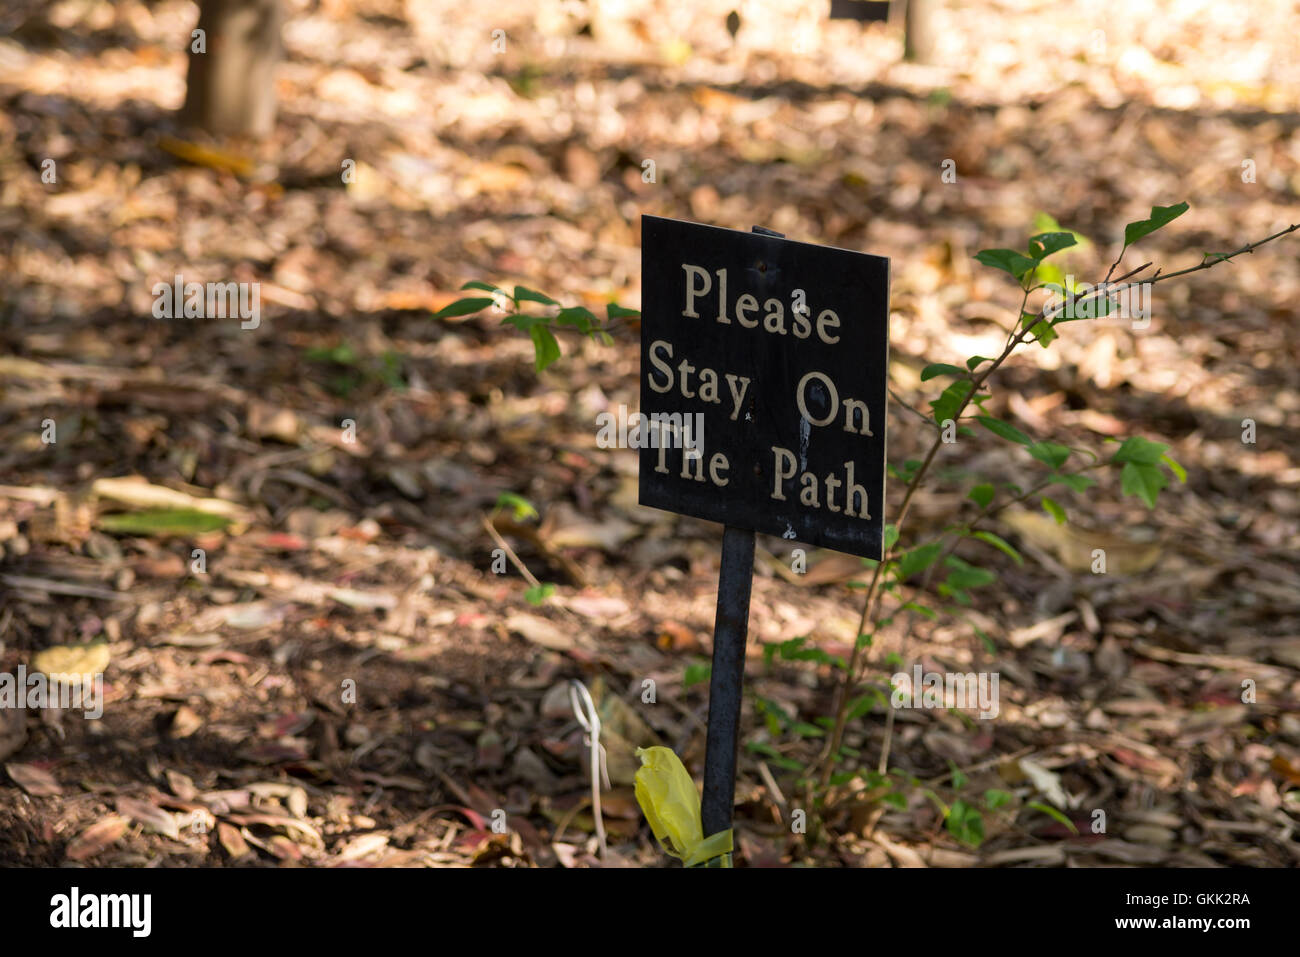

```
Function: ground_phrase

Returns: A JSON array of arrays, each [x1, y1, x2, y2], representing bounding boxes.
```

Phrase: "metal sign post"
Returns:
[[638, 217, 890, 862]]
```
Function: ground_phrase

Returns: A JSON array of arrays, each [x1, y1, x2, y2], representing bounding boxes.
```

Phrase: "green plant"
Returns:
[[434, 282, 636, 371], [799, 206, 1298, 834], [304, 342, 407, 395]]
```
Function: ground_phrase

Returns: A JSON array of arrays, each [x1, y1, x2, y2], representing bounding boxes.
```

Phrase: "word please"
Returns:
[[681, 264, 842, 344]]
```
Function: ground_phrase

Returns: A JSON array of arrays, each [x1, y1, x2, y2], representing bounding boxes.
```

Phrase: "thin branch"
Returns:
[[890, 388, 939, 429], [480, 513, 541, 587], [812, 219, 1300, 792]]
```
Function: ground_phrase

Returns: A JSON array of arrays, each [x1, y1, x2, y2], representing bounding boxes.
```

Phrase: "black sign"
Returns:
[[639, 215, 890, 560]]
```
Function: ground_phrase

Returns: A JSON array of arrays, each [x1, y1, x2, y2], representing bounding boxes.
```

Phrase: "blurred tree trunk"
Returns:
[[904, 0, 938, 64], [181, 0, 283, 138]]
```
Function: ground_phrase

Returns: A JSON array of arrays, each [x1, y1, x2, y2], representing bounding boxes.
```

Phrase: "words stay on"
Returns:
[[644, 262, 878, 520]]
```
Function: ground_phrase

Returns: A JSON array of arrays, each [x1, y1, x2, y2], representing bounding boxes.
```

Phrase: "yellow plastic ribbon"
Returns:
[[634, 746, 733, 867]]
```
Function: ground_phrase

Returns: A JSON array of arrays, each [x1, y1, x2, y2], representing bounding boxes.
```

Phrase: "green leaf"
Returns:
[[968, 483, 995, 509], [974, 248, 1038, 282], [1028, 318, 1057, 347], [1046, 472, 1097, 493], [1111, 435, 1169, 466], [513, 285, 558, 306], [98, 508, 232, 536], [883, 524, 900, 551], [1120, 461, 1167, 508], [965, 355, 992, 372], [684, 662, 711, 689], [946, 799, 985, 848], [435, 297, 494, 318], [976, 416, 1032, 446], [1027, 801, 1078, 834], [305, 343, 358, 365], [972, 530, 1023, 565], [554, 305, 597, 331], [1027, 231, 1077, 260], [1041, 496, 1067, 524], [461, 280, 500, 293], [1027, 441, 1071, 470], [949, 761, 968, 791], [1123, 201, 1189, 248], [501, 312, 550, 332], [920, 363, 966, 381], [1032, 213, 1091, 250], [1161, 453, 1187, 483], [790, 721, 826, 738], [898, 543, 944, 579], [767, 636, 846, 670], [529, 324, 561, 371], [983, 788, 1013, 810], [847, 696, 876, 721], [523, 583, 556, 605], [930, 379, 973, 425], [940, 585, 971, 605], [606, 303, 640, 319], [901, 601, 938, 619], [495, 492, 538, 521], [943, 556, 996, 589]]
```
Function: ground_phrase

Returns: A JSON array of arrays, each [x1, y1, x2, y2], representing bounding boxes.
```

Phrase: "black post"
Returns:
[[699, 226, 783, 851], [700, 524, 757, 842]]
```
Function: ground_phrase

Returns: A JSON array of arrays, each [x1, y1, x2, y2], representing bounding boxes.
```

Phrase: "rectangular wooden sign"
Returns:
[[639, 215, 890, 560]]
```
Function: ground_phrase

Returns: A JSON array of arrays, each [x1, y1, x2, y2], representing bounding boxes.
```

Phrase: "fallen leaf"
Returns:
[[65, 815, 130, 861], [116, 796, 180, 839], [6, 762, 61, 796], [1018, 757, 1069, 809], [1002, 509, 1162, 575], [1270, 754, 1300, 787], [505, 614, 574, 651], [336, 832, 389, 862], [30, 642, 110, 681], [217, 822, 252, 859], [92, 476, 251, 522]]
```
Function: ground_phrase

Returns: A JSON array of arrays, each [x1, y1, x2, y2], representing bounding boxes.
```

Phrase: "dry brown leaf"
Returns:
[[336, 832, 390, 862], [65, 815, 130, 861], [116, 796, 180, 839], [92, 475, 252, 523], [217, 822, 252, 859], [5, 762, 61, 796], [504, 614, 575, 651], [1002, 509, 1163, 575]]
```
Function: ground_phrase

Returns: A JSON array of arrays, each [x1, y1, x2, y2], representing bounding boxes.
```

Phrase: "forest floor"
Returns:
[[1, 0, 1298, 867]]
